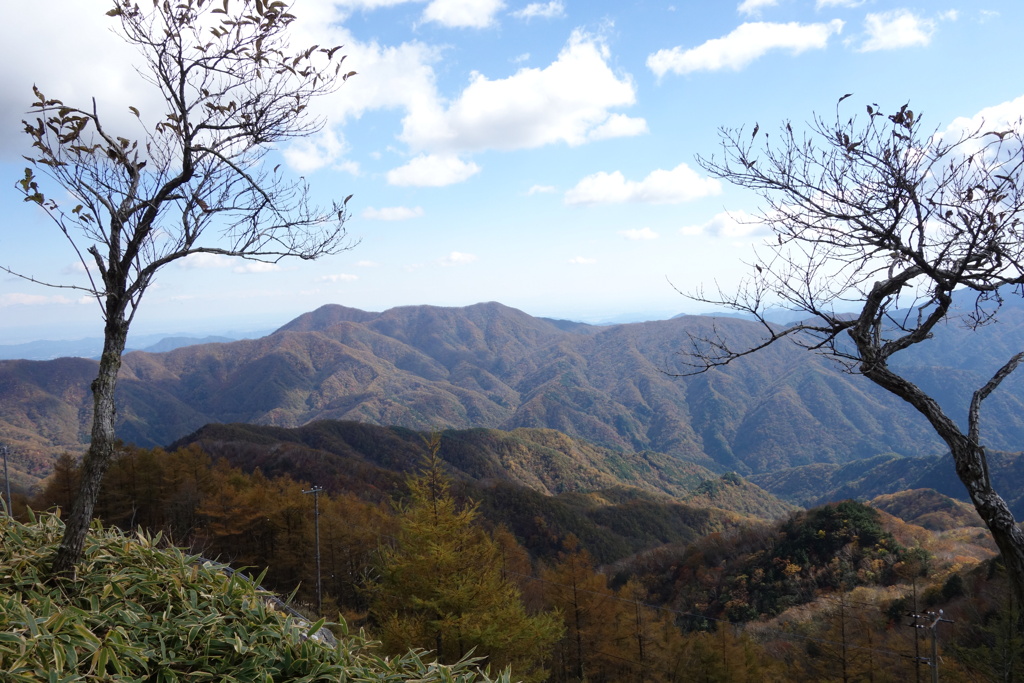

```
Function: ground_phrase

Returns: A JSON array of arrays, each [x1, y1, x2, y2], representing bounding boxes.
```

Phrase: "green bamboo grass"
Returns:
[[0, 511, 511, 682]]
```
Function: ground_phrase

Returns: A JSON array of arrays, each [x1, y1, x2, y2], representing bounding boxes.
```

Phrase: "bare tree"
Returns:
[[11, 0, 357, 576], [689, 95, 1024, 606]]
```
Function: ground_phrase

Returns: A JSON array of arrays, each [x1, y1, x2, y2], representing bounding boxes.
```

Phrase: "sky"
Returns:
[[1, 0, 1023, 343]]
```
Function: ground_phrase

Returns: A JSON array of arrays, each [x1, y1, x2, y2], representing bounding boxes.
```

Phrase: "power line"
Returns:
[[908, 610, 954, 683]]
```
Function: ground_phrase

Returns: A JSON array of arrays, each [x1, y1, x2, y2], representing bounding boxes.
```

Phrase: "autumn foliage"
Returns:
[[26, 436, 1021, 681]]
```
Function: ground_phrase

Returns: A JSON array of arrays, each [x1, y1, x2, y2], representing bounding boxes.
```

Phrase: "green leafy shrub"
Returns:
[[0, 511, 510, 682]]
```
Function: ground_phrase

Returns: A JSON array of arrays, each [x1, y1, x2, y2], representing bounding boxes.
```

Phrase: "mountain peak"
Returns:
[[275, 304, 381, 333], [4, 298, 1024, 496]]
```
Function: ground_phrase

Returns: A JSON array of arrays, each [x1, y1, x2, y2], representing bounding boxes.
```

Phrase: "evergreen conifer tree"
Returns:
[[370, 435, 561, 683]]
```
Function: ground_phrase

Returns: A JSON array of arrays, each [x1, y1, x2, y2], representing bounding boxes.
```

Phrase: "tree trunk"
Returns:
[[951, 440, 1024, 613], [861, 361, 1024, 612], [50, 315, 129, 577]]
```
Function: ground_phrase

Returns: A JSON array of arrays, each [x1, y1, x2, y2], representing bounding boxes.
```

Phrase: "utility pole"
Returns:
[[909, 610, 926, 682], [908, 609, 952, 683], [1, 444, 11, 516], [302, 485, 324, 615], [910, 579, 922, 683], [929, 610, 952, 683]]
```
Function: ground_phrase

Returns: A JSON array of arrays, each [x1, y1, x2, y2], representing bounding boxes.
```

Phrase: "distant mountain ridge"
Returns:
[[2, 299, 1023, 494], [0, 334, 243, 361], [751, 450, 1024, 517]]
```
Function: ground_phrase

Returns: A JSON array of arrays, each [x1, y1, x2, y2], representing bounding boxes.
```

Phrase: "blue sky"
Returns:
[[1, 0, 1023, 343]]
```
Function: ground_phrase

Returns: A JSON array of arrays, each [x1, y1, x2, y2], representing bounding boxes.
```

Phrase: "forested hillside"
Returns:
[[21, 434, 1015, 681], [168, 421, 793, 563], [752, 450, 1024, 516], [4, 297, 1024, 492], [172, 421, 721, 498]]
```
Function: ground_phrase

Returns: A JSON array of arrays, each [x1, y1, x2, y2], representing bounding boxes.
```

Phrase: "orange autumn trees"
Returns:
[[32, 443, 392, 615]]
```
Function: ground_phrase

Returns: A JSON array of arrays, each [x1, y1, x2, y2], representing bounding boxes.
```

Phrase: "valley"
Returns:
[[4, 298, 1024, 504], [19, 424, 1007, 681], [4, 298, 1024, 680]]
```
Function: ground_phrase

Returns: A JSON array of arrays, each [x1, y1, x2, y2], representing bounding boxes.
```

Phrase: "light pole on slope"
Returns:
[[302, 486, 324, 615], [1, 444, 11, 516]]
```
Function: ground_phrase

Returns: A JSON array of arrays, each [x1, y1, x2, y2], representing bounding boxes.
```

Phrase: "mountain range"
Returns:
[[0, 334, 249, 361], [751, 450, 1024, 517], [2, 298, 1023, 502]]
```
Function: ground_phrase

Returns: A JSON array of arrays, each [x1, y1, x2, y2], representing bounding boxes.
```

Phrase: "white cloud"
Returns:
[[175, 254, 282, 273], [565, 163, 722, 206], [737, 0, 778, 17], [177, 253, 235, 269], [0, 0, 432, 169], [400, 30, 643, 153], [620, 227, 659, 240], [0, 293, 76, 307], [318, 273, 360, 282], [647, 20, 844, 76], [527, 184, 558, 195], [62, 261, 97, 276], [327, 0, 512, 28], [323, 38, 442, 124], [362, 206, 425, 220], [0, 6, 165, 160], [569, 256, 596, 264], [816, 0, 863, 7], [280, 14, 447, 168], [859, 10, 935, 51], [334, 0, 419, 10], [511, 1, 566, 20], [283, 129, 357, 174], [680, 210, 765, 238], [335, 160, 362, 175], [387, 154, 481, 186], [422, 0, 505, 28], [941, 95, 1024, 150], [441, 251, 478, 266], [233, 262, 282, 274], [13, 6, 637, 177], [587, 114, 649, 141], [332, 0, 508, 29]]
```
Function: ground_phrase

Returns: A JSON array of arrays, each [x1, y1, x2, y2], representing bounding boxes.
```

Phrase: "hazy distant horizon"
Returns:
[[2, 300, 697, 347], [4, 1, 1022, 352]]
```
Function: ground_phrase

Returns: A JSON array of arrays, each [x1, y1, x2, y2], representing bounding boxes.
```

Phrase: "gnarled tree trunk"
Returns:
[[858, 346, 1024, 610], [50, 313, 128, 577]]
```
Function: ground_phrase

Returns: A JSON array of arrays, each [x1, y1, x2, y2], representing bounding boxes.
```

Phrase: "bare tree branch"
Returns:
[[13, 0, 357, 576], [687, 95, 1024, 608]]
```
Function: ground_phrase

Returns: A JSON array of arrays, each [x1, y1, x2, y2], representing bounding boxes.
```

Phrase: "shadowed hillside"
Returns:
[[752, 451, 1024, 517], [171, 420, 793, 512], [37, 423, 791, 565]]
